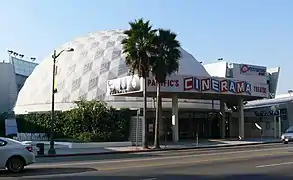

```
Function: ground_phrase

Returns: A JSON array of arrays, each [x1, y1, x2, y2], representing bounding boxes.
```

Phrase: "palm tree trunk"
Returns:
[[158, 96, 163, 140], [143, 77, 148, 148], [154, 81, 161, 149]]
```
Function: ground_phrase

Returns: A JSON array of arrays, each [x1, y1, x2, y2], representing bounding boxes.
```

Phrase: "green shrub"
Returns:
[[15, 100, 131, 142]]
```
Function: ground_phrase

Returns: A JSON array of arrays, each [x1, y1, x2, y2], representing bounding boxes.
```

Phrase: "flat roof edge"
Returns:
[[245, 98, 293, 109]]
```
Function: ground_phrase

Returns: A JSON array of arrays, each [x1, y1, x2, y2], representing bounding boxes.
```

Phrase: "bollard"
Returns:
[[164, 132, 168, 149], [36, 143, 45, 156], [196, 133, 199, 147]]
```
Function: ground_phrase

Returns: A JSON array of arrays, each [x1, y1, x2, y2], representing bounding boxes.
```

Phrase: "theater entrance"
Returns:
[[178, 112, 222, 140], [210, 116, 221, 138], [145, 110, 230, 143]]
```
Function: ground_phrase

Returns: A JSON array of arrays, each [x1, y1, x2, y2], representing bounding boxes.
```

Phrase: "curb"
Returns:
[[36, 141, 281, 158]]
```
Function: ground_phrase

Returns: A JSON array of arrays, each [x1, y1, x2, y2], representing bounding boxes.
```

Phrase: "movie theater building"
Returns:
[[14, 29, 280, 145], [107, 61, 280, 144], [241, 93, 291, 139]]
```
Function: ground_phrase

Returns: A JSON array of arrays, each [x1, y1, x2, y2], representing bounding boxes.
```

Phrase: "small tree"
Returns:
[[151, 29, 181, 148], [61, 100, 108, 141], [121, 18, 157, 148]]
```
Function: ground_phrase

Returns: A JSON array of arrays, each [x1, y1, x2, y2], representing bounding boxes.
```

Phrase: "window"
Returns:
[[0, 140, 7, 146]]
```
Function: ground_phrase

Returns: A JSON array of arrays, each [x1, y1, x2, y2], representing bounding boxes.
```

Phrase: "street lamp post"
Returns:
[[48, 48, 74, 155]]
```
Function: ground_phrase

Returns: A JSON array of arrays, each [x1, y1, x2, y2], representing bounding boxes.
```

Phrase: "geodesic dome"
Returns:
[[14, 29, 210, 114]]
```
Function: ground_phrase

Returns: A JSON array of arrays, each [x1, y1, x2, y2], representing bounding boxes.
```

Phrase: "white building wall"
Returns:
[[0, 63, 18, 113], [267, 67, 280, 98], [203, 61, 228, 77]]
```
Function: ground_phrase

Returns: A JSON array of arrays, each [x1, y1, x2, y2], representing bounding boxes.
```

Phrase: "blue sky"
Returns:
[[0, 0, 292, 94]]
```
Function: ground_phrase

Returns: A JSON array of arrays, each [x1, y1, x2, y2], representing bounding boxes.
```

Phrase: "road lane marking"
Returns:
[[256, 161, 293, 168], [96, 151, 293, 171], [134, 144, 281, 155], [141, 178, 156, 180], [32, 146, 293, 168]]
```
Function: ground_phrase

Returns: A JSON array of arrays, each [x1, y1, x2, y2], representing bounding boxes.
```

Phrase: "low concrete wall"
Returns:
[[22, 141, 71, 150], [22, 141, 132, 150], [71, 142, 132, 148]]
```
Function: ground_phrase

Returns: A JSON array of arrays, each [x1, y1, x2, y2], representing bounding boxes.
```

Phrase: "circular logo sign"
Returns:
[[241, 65, 249, 73]]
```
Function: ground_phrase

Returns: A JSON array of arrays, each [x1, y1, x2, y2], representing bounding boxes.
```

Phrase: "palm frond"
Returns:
[[150, 29, 181, 82], [121, 19, 157, 77]]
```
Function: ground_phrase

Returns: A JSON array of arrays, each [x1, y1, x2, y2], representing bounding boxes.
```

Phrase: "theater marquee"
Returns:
[[106, 75, 143, 95], [107, 75, 269, 98], [182, 76, 268, 97]]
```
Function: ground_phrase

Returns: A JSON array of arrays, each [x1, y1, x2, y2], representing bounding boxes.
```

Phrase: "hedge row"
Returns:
[[15, 100, 131, 142]]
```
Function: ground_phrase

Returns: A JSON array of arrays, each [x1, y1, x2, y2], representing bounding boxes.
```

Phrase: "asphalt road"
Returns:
[[1, 143, 293, 179]]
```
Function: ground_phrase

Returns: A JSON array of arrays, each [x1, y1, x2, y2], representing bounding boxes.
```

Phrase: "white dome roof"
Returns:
[[177, 47, 210, 76], [14, 29, 209, 114]]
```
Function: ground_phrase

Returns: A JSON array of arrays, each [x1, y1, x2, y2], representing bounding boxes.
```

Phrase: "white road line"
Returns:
[[32, 146, 293, 168], [135, 144, 282, 154], [140, 178, 156, 180], [256, 161, 293, 168]]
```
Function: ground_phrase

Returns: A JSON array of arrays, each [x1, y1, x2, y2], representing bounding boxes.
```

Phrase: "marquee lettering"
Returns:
[[147, 79, 180, 87], [184, 77, 253, 94]]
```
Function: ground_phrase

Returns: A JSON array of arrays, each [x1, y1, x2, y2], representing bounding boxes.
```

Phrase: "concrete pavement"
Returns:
[[1, 143, 293, 179], [34, 143, 285, 164], [32, 138, 280, 157]]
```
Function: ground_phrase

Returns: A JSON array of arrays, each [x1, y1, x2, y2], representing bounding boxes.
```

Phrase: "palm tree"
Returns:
[[121, 18, 157, 148], [151, 29, 181, 149]]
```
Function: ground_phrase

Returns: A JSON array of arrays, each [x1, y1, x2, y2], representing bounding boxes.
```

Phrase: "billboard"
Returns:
[[106, 75, 143, 95], [239, 64, 266, 76]]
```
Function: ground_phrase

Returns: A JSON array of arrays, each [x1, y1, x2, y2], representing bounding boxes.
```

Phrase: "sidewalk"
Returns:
[[31, 138, 281, 157]]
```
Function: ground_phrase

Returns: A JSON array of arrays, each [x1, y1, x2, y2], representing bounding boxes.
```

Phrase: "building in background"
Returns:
[[242, 92, 292, 139], [11, 56, 38, 92], [203, 61, 282, 138], [0, 52, 38, 114], [0, 61, 18, 113], [0, 52, 38, 137]]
